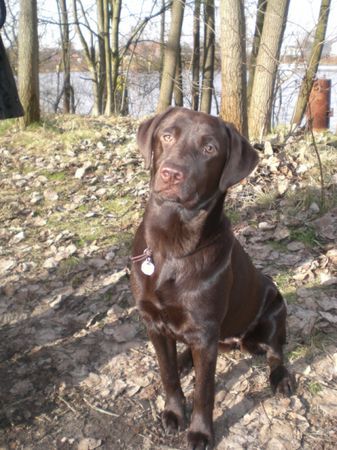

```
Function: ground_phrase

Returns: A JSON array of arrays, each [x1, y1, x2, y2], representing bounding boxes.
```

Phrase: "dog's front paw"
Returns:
[[187, 431, 213, 450], [270, 366, 295, 396], [162, 408, 186, 434]]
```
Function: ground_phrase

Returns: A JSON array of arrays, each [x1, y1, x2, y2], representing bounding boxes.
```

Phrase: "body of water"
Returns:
[[40, 65, 337, 131]]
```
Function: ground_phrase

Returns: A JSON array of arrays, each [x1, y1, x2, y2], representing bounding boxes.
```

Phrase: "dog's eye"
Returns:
[[202, 144, 215, 154], [162, 134, 173, 143]]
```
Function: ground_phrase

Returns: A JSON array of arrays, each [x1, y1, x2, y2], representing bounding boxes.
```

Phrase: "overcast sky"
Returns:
[[19, 0, 337, 55]]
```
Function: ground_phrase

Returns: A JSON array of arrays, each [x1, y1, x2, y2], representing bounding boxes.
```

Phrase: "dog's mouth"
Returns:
[[153, 187, 199, 208]]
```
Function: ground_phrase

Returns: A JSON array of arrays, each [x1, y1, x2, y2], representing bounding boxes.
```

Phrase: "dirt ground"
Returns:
[[0, 116, 336, 449]]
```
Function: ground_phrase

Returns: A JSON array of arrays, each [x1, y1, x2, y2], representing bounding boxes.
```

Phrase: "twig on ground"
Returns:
[[261, 401, 272, 426], [58, 396, 78, 415], [83, 397, 119, 417]]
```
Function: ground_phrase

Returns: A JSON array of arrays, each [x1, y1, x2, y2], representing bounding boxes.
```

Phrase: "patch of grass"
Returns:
[[42, 170, 68, 182], [267, 240, 288, 252], [288, 344, 310, 362], [226, 208, 241, 225], [274, 270, 294, 292], [255, 189, 279, 209], [1, 116, 103, 155], [285, 186, 321, 213], [289, 226, 320, 248], [71, 272, 87, 289], [57, 256, 81, 276], [0, 118, 17, 134], [310, 330, 337, 351], [284, 291, 297, 304], [102, 197, 134, 217], [307, 381, 323, 396]]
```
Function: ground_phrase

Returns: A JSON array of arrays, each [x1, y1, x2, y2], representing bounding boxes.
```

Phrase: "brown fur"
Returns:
[[131, 107, 293, 449]]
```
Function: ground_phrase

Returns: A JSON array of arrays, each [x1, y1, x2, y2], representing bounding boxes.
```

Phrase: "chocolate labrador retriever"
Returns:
[[131, 107, 293, 449]]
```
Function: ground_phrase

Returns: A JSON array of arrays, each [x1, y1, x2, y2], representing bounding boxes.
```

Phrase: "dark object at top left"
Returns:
[[0, 0, 24, 120]]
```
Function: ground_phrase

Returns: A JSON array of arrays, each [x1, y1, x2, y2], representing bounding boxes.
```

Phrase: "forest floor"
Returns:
[[0, 115, 337, 450]]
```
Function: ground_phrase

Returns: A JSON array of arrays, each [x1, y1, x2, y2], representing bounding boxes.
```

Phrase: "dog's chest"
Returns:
[[138, 260, 198, 340]]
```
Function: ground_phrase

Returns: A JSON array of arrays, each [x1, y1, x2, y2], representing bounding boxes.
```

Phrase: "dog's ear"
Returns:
[[219, 122, 259, 191], [137, 107, 174, 169]]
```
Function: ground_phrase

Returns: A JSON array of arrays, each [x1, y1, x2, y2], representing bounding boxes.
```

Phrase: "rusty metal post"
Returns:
[[306, 78, 332, 130]]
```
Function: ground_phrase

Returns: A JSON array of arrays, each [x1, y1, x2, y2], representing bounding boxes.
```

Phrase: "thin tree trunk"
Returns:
[[173, 44, 183, 106], [58, 0, 72, 113], [111, 0, 122, 114], [72, 0, 100, 115], [103, 0, 112, 115], [200, 0, 214, 114], [191, 0, 200, 110], [291, 0, 331, 126], [248, 0, 289, 141], [18, 0, 40, 126], [97, 0, 106, 114], [219, 0, 248, 136], [247, 0, 267, 109], [157, 0, 186, 113]]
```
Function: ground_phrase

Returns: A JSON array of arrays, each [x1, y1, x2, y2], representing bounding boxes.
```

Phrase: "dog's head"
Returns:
[[137, 107, 258, 209]]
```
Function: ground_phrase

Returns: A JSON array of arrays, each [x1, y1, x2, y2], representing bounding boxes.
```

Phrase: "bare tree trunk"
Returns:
[[173, 44, 183, 106], [248, 0, 289, 141], [57, 0, 72, 113], [72, 0, 101, 115], [111, 0, 122, 114], [200, 0, 214, 114], [219, 0, 248, 136], [247, 0, 267, 109], [18, 0, 39, 126], [191, 0, 200, 111], [103, 0, 113, 115], [97, 0, 106, 114], [291, 0, 331, 126], [157, 0, 186, 113]]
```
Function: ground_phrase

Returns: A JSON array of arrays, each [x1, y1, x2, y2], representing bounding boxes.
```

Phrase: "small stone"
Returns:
[[108, 322, 138, 343], [0, 259, 16, 274], [96, 188, 107, 197], [241, 225, 255, 236], [309, 202, 320, 213], [287, 241, 305, 251], [258, 221, 276, 231], [82, 372, 101, 389], [75, 167, 87, 179], [312, 207, 337, 240], [297, 163, 309, 174], [75, 162, 92, 179], [273, 226, 290, 241], [277, 178, 290, 195], [44, 189, 59, 202], [55, 243, 77, 261], [31, 191, 43, 204], [320, 272, 337, 286], [77, 437, 102, 450], [32, 216, 47, 227], [326, 248, 337, 265], [264, 141, 273, 156], [112, 379, 127, 399], [88, 258, 106, 269], [12, 231, 26, 243], [43, 257, 58, 269]]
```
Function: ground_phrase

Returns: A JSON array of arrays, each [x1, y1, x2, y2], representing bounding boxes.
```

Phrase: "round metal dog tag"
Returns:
[[141, 258, 155, 276]]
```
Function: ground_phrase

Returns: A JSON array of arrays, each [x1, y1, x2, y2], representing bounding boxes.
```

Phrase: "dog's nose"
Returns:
[[160, 166, 184, 184]]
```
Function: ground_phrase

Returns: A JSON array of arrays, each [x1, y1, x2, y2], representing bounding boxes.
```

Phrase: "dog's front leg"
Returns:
[[188, 340, 218, 450], [148, 329, 186, 433]]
